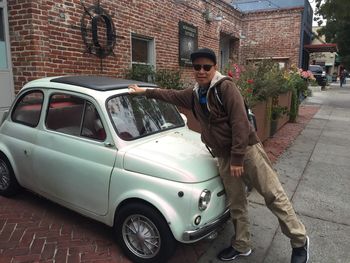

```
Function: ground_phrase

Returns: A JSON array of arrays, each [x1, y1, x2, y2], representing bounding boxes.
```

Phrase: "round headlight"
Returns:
[[198, 189, 211, 211]]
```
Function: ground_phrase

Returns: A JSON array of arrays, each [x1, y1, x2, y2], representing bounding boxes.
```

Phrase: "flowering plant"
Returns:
[[224, 61, 314, 124], [226, 60, 287, 107], [284, 65, 315, 93], [300, 69, 316, 81], [284, 65, 315, 122], [227, 63, 256, 107]]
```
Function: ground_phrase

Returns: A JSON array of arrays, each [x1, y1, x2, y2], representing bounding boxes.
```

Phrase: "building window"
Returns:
[[131, 34, 155, 67], [0, 8, 4, 42], [0, 8, 8, 68]]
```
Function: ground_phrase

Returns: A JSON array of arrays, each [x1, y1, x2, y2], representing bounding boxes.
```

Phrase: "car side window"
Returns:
[[11, 90, 44, 127], [81, 102, 106, 141], [46, 94, 106, 141]]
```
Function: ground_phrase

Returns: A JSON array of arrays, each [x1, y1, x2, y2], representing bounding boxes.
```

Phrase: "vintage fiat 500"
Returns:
[[0, 75, 229, 262]]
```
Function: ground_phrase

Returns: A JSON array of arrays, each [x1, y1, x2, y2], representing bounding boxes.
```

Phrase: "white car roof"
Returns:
[[22, 76, 157, 98]]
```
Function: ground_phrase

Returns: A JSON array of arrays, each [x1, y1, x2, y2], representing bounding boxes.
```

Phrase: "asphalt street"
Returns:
[[199, 81, 350, 263]]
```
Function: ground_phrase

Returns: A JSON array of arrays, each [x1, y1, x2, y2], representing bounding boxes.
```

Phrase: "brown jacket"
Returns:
[[145, 71, 259, 165]]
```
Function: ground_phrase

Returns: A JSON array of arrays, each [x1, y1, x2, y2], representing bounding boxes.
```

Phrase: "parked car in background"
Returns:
[[309, 65, 327, 88], [0, 76, 229, 263]]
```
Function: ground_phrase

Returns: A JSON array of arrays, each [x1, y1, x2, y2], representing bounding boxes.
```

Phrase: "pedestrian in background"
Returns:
[[340, 68, 347, 87], [128, 48, 310, 263]]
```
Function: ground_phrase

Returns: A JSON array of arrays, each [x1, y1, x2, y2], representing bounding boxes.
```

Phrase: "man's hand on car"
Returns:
[[128, 84, 147, 95]]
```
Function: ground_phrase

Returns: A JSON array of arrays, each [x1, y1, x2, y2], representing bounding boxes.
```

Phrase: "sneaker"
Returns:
[[291, 236, 310, 263], [217, 246, 252, 261]]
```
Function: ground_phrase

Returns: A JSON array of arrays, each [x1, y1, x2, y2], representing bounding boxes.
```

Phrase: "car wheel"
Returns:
[[0, 154, 20, 197], [114, 202, 176, 263]]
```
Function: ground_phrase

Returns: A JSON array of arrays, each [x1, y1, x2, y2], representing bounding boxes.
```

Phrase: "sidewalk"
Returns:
[[198, 82, 350, 263], [170, 104, 320, 263], [0, 104, 319, 263]]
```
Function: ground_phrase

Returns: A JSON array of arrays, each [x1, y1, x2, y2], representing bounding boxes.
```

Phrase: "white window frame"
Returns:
[[0, 0, 11, 70], [0, 0, 15, 115], [131, 33, 155, 68]]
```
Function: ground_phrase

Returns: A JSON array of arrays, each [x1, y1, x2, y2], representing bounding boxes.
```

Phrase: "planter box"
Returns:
[[252, 98, 271, 142], [276, 91, 292, 130]]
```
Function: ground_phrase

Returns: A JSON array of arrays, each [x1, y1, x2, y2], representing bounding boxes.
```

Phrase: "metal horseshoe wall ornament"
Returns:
[[80, 1, 116, 59]]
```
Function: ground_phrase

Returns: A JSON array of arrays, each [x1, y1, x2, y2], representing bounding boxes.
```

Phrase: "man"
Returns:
[[340, 68, 347, 87], [128, 48, 309, 263]]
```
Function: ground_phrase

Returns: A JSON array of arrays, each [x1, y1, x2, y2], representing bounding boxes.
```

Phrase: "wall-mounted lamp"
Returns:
[[215, 11, 224, 21], [203, 8, 224, 23], [239, 30, 246, 39]]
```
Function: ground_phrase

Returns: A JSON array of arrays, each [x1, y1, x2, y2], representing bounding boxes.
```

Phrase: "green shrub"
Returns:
[[125, 65, 183, 90], [289, 88, 299, 123], [125, 64, 155, 83], [154, 69, 183, 90]]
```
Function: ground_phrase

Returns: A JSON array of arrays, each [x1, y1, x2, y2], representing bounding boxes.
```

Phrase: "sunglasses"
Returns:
[[192, 64, 214, 72]]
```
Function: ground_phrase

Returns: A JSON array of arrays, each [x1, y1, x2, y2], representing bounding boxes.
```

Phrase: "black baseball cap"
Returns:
[[190, 48, 217, 65]]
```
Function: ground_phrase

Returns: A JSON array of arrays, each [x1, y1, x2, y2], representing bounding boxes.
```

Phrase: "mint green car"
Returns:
[[0, 76, 229, 262]]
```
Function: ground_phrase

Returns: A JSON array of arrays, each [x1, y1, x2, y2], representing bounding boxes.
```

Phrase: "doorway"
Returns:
[[0, 0, 14, 118], [219, 33, 239, 73], [219, 34, 230, 72]]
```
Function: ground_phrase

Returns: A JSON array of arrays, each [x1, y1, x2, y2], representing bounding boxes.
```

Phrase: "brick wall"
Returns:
[[241, 8, 303, 67], [8, 0, 303, 92], [8, 0, 244, 92]]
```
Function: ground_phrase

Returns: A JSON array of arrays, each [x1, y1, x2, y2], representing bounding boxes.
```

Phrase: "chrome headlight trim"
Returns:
[[198, 189, 211, 211]]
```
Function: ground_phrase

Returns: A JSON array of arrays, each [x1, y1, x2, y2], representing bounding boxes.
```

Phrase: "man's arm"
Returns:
[[220, 81, 251, 177], [129, 84, 193, 109]]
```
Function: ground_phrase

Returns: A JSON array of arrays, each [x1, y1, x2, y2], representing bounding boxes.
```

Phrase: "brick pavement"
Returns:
[[0, 105, 320, 263], [263, 105, 321, 164]]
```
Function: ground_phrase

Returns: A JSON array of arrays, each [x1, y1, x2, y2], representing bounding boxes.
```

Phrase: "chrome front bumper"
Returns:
[[182, 208, 230, 242]]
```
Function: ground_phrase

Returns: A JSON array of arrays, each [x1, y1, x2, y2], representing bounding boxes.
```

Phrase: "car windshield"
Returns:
[[107, 93, 185, 140], [309, 65, 322, 73]]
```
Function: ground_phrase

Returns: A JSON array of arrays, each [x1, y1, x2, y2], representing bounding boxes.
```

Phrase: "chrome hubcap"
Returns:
[[0, 160, 10, 191], [122, 214, 161, 259]]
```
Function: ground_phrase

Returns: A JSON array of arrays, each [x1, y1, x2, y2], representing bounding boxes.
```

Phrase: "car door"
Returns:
[[3, 90, 44, 189], [32, 92, 116, 216]]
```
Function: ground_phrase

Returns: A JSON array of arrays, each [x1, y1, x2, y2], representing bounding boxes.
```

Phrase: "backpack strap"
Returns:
[[191, 81, 257, 131], [191, 92, 198, 120], [214, 84, 257, 131]]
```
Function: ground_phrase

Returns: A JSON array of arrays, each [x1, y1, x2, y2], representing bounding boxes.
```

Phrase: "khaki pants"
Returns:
[[218, 143, 306, 253]]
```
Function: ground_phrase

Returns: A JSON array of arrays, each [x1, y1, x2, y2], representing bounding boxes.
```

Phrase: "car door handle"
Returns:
[[104, 142, 115, 147]]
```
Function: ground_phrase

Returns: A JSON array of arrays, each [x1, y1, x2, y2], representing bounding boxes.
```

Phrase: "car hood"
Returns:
[[123, 130, 219, 183]]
